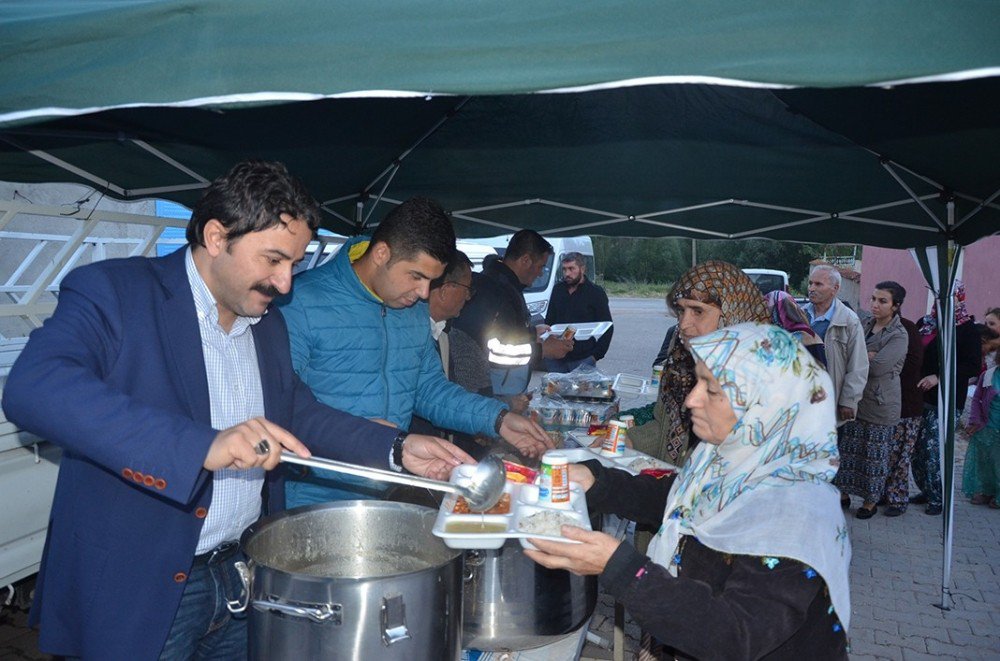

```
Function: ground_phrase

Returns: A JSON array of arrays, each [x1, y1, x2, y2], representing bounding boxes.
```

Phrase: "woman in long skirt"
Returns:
[[834, 282, 908, 519]]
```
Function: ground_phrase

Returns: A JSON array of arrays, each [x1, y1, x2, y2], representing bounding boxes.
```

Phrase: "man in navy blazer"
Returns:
[[1, 161, 472, 660]]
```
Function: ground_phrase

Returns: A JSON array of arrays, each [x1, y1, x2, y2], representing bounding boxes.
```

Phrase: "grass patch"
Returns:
[[598, 279, 669, 298]]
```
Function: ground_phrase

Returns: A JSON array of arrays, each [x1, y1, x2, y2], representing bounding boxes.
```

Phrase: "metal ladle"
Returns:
[[279, 452, 507, 512]]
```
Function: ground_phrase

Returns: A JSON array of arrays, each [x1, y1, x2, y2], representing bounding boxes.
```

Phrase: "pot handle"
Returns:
[[381, 593, 411, 646], [226, 560, 253, 614], [252, 599, 343, 624]]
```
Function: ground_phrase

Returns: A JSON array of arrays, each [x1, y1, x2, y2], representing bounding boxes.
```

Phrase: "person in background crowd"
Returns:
[[834, 282, 908, 519], [880, 313, 925, 516], [983, 307, 1000, 371], [426, 249, 475, 380], [622, 261, 769, 467], [765, 289, 827, 367], [0, 161, 474, 660], [278, 199, 551, 507], [453, 230, 573, 369], [541, 251, 614, 372], [911, 282, 982, 515], [526, 323, 850, 660], [962, 323, 1000, 507], [802, 264, 869, 426]]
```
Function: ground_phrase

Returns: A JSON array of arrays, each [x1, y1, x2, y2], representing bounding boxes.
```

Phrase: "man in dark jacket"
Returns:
[[542, 251, 614, 372], [451, 230, 573, 395]]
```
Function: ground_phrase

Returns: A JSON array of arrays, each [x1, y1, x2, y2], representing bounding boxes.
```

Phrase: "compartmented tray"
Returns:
[[432, 464, 591, 550], [539, 321, 613, 341], [562, 432, 678, 476]]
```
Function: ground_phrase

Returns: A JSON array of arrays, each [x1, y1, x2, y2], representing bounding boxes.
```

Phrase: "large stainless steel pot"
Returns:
[[462, 539, 598, 651], [237, 501, 462, 661], [385, 484, 599, 652]]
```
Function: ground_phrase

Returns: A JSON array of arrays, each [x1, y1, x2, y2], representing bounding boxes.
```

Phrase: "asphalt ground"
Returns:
[[3, 297, 998, 660]]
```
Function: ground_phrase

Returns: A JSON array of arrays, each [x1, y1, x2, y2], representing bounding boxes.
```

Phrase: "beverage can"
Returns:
[[539, 451, 570, 505], [619, 414, 635, 429], [651, 364, 664, 387], [602, 420, 628, 457], [573, 407, 591, 426]]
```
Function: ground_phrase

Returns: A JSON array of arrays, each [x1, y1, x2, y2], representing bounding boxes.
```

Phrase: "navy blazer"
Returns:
[[2, 249, 397, 660]]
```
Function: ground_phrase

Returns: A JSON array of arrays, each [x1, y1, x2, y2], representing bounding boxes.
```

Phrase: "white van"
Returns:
[[742, 268, 789, 295], [461, 235, 595, 323]]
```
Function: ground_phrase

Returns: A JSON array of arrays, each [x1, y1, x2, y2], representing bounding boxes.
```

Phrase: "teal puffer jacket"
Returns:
[[278, 236, 504, 435]]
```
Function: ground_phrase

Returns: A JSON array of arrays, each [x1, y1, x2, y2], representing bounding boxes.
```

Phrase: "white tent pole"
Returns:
[[934, 198, 964, 612], [953, 185, 1000, 230], [880, 163, 946, 230]]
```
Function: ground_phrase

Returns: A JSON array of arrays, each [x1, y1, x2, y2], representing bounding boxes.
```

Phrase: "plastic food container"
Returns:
[[432, 466, 591, 550]]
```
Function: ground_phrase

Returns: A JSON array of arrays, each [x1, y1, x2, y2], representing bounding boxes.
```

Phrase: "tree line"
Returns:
[[592, 237, 857, 294]]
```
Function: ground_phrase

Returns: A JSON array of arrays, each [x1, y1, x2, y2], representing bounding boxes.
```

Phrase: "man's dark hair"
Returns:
[[431, 250, 473, 291], [875, 280, 906, 311], [505, 229, 552, 262], [187, 160, 321, 247], [370, 197, 455, 265], [561, 251, 586, 269]]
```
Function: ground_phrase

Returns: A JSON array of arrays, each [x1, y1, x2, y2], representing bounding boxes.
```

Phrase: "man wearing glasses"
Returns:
[[278, 197, 552, 507]]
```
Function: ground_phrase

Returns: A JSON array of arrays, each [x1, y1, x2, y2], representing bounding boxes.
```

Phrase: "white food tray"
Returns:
[[540, 321, 613, 341], [432, 464, 591, 550], [562, 433, 678, 475]]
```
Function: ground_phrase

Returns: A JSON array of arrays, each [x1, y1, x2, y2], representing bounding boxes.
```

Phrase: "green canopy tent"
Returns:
[[1, 0, 998, 609]]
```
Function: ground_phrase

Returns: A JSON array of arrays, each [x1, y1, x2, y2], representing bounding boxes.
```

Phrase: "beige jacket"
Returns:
[[856, 314, 908, 426], [821, 300, 869, 423]]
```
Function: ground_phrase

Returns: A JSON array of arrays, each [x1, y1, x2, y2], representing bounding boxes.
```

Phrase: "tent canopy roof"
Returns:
[[0, 1, 997, 248]]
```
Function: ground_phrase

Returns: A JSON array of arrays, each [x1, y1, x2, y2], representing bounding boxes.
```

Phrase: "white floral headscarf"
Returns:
[[648, 322, 852, 630]]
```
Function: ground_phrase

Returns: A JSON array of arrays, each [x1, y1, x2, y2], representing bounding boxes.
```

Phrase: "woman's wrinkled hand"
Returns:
[[523, 526, 622, 576]]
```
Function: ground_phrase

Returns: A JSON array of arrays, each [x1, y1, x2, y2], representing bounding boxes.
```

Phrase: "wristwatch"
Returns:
[[390, 432, 407, 473], [494, 408, 510, 436]]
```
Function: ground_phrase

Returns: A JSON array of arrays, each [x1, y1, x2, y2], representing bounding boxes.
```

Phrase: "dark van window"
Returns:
[[747, 273, 785, 295]]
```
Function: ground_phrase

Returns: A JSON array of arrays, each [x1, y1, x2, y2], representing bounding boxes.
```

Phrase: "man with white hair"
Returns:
[[803, 265, 869, 427]]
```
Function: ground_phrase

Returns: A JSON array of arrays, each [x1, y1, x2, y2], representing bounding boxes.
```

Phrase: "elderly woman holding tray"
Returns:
[[623, 261, 769, 466], [526, 323, 851, 660]]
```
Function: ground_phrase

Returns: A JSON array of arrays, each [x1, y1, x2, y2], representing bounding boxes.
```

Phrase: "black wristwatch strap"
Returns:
[[391, 432, 407, 472], [494, 408, 510, 436]]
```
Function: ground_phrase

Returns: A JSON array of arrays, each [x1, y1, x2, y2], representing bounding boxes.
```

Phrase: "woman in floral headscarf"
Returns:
[[624, 261, 769, 466], [527, 323, 850, 660]]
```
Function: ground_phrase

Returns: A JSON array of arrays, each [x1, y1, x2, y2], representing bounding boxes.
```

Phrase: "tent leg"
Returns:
[[911, 231, 963, 613]]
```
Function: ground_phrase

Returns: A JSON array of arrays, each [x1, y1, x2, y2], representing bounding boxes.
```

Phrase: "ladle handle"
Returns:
[[278, 452, 466, 498]]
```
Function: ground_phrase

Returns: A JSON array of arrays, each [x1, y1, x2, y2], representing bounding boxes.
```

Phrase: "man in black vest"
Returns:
[[542, 251, 614, 372]]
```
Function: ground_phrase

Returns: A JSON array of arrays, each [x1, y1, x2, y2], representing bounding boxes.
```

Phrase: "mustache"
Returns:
[[252, 283, 282, 298]]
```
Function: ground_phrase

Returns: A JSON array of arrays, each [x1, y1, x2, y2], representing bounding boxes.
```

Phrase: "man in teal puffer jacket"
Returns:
[[279, 197, 552, 506]]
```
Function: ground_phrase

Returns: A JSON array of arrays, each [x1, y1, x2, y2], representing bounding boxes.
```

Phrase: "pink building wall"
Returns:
[[860, 236, 1000, 323]]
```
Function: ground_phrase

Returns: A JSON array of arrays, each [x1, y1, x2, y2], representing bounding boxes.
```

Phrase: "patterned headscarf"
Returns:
[[648, 323, 851, 630], [765, 290, 817, 338], [953, 281, 972, 326], [653, 262, 769, 464]]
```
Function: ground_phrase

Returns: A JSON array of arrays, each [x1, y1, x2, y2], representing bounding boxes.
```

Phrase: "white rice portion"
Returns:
[[517, 510, 580, 537], [628, 457, 670, 472]]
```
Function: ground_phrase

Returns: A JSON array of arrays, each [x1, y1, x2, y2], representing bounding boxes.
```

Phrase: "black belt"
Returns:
[[192, 540, 241, 566]]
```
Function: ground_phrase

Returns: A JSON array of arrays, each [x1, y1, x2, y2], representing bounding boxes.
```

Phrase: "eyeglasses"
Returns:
[[447, 281, 476, 300]]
